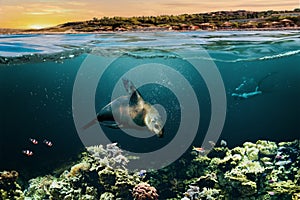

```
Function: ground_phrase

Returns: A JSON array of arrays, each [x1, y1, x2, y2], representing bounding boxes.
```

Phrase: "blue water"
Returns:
[[1, 31, 300, 177]]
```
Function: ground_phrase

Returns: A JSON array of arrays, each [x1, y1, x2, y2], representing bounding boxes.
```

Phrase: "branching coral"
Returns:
[[87, 143, 129, 169]]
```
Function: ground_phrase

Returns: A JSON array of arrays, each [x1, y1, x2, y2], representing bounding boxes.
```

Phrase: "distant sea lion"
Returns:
[[83, 78, 164, 137], [231, 72, 276, 99]]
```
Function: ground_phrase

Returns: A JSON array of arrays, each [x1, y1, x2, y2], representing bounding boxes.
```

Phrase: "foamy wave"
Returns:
[[0, 48, 89, 65], [259, 50, 300, 61]]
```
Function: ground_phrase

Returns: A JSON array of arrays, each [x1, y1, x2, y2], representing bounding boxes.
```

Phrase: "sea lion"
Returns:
[[82, 78, 164, 137], [231, 72, 276, 99]]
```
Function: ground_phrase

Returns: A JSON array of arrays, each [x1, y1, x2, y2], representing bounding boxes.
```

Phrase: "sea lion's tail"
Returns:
[[82, 118, 98, 130]]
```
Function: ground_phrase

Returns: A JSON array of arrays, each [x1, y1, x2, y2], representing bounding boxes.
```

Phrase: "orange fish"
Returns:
[[22, 150, 33, 156], [43, 139, 53, 147], [29, 138, 38, 145], [192, 146, 205, 153]]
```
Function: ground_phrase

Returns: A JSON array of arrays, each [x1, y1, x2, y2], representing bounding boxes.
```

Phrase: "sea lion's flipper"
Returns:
[[97, 103, 114, 122], [122, 78, 143, 97], [122, 78, 144, 106], [122, 78, 136, 95]]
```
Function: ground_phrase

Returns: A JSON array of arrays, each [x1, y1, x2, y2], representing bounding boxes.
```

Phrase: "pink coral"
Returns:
[[132, 182, 159, 200]]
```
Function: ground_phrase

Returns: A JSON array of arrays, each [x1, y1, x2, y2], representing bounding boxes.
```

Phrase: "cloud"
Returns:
[[26, 12, 48, 15], [22, 3, 80, 16], [66, 1, 87, 6]]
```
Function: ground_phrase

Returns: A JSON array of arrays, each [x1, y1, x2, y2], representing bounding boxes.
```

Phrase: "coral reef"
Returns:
[[24, 175, 54, 199], [0, 170, 24, 200], [132, 182, 159, 200], [178, 139, 300, 200], [145, 139, 299, 199], [1, 139, 299, 200], [24, 143, 141, 200], [87, 143, 129, 169], [181, 185, 221, 200], [182, 185, 200, 200]]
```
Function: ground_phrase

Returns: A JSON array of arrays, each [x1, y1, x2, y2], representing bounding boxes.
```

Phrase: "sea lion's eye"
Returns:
[[154, 124, 160, 129]]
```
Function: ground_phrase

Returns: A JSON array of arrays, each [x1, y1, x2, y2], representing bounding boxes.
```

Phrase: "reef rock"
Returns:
[[24, 143, 141, 200], [178, 139, 300, 200], [0, 170, 24, 200], [132, 182, 159, 200]]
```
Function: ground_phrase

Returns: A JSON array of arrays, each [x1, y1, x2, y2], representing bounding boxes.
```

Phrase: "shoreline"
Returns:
[[1, 27, 300, 35]]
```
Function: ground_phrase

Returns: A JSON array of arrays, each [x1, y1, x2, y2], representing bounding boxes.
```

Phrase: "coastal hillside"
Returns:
[[1, 8, 300, 33]]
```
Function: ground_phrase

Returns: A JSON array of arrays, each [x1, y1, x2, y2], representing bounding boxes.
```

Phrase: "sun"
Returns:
[[28, 24, 52, 29]]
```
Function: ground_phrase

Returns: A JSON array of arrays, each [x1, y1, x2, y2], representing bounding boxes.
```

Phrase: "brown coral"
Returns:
[[0, 170, 19, 182], [132, 182, 159, 200], [67, 162, 90, 177], [0, 170, 24, 199]]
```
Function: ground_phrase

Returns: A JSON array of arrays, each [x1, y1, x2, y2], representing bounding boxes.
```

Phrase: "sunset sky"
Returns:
[[0, 0, 299, 29]]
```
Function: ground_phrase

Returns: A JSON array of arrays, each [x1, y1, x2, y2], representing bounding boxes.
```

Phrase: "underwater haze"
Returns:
[[1, 31, 300, 176]]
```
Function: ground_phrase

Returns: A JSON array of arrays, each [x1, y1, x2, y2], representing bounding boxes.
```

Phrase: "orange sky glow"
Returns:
[[0, 0, 299, 29]]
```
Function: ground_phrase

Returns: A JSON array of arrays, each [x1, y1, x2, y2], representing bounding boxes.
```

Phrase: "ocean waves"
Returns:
[[0, 31, 299, 65], [258, 50, 300, 61], [0, 48, 89, 65]]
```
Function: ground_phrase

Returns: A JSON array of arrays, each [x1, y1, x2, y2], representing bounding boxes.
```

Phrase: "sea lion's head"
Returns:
[[144, 105, 164, 137]]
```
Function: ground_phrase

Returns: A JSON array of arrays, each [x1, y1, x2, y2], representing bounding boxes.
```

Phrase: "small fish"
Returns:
[[22, 150, 33, 156], [43, 139, 53, 147], [29, 138, 38, 145], [192, 146, 205, 153]]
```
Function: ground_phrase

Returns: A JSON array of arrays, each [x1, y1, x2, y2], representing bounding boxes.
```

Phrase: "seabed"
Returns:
[[1, 139, 299, 200]]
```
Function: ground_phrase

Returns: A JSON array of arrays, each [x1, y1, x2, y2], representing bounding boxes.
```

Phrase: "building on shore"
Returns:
[[221, 22, 233, 29], [241, 21, 257, 29], [199, 23, 216, 30], [280, 19, 295, 27]]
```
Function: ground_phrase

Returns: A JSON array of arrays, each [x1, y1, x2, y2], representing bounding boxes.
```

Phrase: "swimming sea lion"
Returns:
[[82, 78, 164, 137], [231, 72, 276, 100]]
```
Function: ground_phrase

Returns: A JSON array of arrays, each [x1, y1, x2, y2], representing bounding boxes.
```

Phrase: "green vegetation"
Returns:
[[1, 8, 300, 33], [51, 9, 300, 32]]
